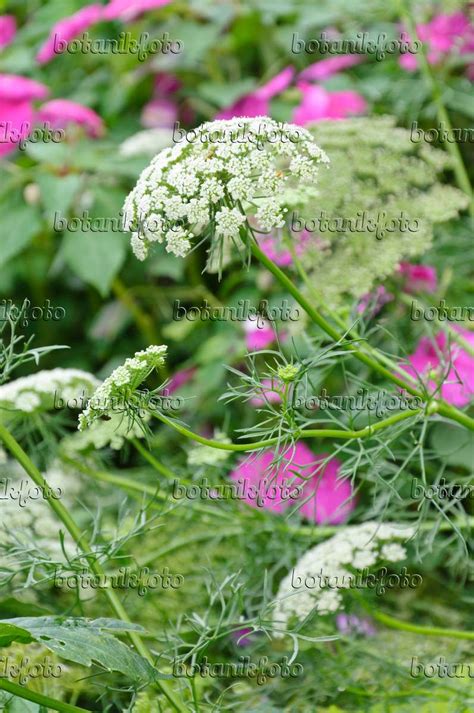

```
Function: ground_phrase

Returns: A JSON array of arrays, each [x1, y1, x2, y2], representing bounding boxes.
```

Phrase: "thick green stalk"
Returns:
[[151, 408, 420, 451], [373, 610, 474, 641], [0, 423, 186, 713], [250, 240, 474, 431], [0, 679, 88, 712]]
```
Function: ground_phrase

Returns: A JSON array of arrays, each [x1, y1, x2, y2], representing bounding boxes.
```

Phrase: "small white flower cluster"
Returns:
[[122, 117, 329, 261], [273, 521, 414, 633], [0, 460, 81, 568], [78, 345, 167, 429], [66, 412, 150, 451], [0, 369, 100, 415]]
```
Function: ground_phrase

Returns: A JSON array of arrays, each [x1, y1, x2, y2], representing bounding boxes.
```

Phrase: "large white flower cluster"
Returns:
[[273, 521, 414, 633], [79, 345, 167, 429], [0, 369, 100, 415], [122, 117, 329, 261]]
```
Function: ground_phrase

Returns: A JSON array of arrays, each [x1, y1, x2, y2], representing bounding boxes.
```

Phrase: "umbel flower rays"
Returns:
[[122, 117, 329, 263]]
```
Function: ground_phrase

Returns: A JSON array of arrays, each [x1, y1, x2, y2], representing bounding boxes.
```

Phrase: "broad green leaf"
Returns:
[[0, 617, 157, 685], [36, 173, 82, 222], [430, 424, 474, 470], [0, 622, 32, 647], [0, 195, 41, 267]]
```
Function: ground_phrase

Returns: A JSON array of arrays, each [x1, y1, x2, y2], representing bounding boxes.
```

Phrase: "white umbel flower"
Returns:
[[123, 117, 329, 261], [0, 369, 100, 414], [273, 521, 414, 634], [79, 345, 167, 429]]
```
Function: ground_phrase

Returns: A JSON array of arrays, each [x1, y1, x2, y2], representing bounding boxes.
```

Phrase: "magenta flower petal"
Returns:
[[357, 286, 393, 316], [103, 0, 172, 22], [292, 83, 366, 125], [398, 262, 437, 293], [0, 74, 49, 102], [243, 318, 276, 351], [0, 15, 16, 50], [229, 442, 355, 523], [216, 95, 269, 120], [402, 329, 474, 407], [299, 55, 364, 81], [253, 66, 295, 100], [37, 99, 104, 138], [36, 4, 104, 64], [0, 100, 34, 156], [165, 367, 196, 394], [250, 378, 283, 407]]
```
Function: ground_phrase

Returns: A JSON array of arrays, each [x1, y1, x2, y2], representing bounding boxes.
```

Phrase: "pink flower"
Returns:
[[0, 74, 48, 157], [231, 628, 255, 646], [399, 12, 473, 75], [257, 231, 310, 267], [243, 318, 276, 351], [229, 442, 355, 524], [336, 614, 376, 636], [398, 263, 437, 294], [36, 4, 103, 64], [37, 99, 104, 138], [403, 328, 474, 407], [0, 15, 16, 50], [292, 83, 366, 125], [103, 0, 172, 22], [250, 378, 283, 407], [216, 67, 294, 120], [357, 285, 393, 316], [299, 55, 364, 81], [166, 367, 196, 394], [141, 98, 177, 129], [0, 74, 49, 102]]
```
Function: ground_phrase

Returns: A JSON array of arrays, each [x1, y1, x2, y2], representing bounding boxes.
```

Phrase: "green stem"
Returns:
[[111, 277, 160, 347], [399, 0, 473, 213], [0, 679, 89, 712], [152, 408, 420, 451], [250, 240, 474, 431], [373, 610, 474, 641], [0, 424, 186, 713], [132, 437, 175, 479]]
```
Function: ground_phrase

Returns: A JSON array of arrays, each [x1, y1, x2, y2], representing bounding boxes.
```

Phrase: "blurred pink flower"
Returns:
[[231, 627, 255, 646], [0, 74, 49, 102], [103, 0, 172, 21], [257, 230, 310, 267], [357, 285, 393, 316], [37, 99, 104, 138], [398, 262, 437, 293], [141, 72, 181, 129], [141, 98, 177, 128], [402, 328, 474, 407], [36, 4, 103, 64], [299, 55, 364, 81], [216, 67, 294, 119], [229, 442, 355, 523], [250, 378, 283, 407], [293, 83, 366, 125], [0, 74, 49, 157], [399, 12, 473, 75], [336, 614, 377, 636], [243, 318, 276, 351], [166, 367, 196, 394], [0, 15, 16, 50]]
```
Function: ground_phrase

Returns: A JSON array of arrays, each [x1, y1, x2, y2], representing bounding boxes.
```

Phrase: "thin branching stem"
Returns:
[[0, 423, 187, 713]]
